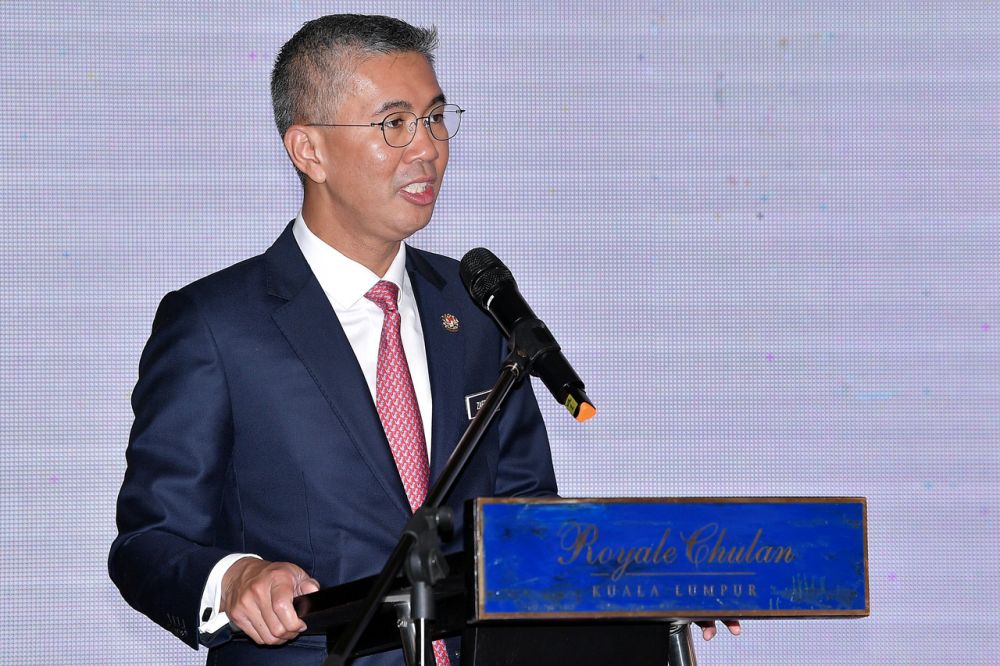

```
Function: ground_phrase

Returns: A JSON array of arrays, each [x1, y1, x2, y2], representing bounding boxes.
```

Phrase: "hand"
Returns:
[[220, 557, 321, 645], [696, 619, 741, 641]]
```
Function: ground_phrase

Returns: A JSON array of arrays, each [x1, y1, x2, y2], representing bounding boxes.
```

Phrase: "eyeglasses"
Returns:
[[306, 103, 464, 148]]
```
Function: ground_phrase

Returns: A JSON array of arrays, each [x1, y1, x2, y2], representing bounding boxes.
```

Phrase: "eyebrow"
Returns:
[[372, 93, 447, 117]]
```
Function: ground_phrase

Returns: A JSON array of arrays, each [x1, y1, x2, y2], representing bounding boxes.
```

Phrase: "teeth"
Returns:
[[403, 182, 429, 194]]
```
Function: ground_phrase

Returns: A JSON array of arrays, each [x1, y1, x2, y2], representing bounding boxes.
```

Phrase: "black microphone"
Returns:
[[460, 248, 595, 422]]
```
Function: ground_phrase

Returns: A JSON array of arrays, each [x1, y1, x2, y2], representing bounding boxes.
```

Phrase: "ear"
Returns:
[[283, 126, 328, 184]]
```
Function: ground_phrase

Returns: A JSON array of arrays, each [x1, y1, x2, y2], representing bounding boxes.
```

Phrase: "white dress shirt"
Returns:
[[199, 213, 434, 636], [292, 213, 433, 448]]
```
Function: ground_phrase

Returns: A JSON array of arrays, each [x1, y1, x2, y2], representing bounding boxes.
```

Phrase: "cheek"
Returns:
[[370, 143, 393, 168], [438, 143, 450, 172]]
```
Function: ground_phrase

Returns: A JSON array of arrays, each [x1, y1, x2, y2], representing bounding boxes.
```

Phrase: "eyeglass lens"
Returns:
[[382, 104, 463, 147]]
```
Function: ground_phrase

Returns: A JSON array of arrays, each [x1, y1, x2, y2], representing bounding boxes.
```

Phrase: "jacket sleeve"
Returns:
[[108, 290, 236, 649]]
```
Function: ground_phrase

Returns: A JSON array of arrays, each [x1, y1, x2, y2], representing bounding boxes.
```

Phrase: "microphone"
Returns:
[[459, 248, 596, 422]]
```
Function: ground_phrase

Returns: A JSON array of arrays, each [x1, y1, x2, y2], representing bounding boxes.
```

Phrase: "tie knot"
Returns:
[[365, 280, 400, 313]]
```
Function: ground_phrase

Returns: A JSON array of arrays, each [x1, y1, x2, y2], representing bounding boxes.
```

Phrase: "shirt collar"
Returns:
[[292, 212, 408, 309]]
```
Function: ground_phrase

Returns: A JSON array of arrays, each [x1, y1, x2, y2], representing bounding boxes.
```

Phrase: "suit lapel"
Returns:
[[407, 248, 467, 483], [265, 224, 411, 516]]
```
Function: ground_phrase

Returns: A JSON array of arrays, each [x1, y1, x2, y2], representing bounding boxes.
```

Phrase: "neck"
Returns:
[[301, 196, 399, 277]]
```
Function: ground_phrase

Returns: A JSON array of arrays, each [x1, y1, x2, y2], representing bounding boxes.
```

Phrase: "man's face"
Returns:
[[308, 52, 450, 251]]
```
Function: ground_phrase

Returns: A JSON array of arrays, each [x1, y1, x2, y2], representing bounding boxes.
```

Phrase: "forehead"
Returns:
[[346, 52, 443, 114]]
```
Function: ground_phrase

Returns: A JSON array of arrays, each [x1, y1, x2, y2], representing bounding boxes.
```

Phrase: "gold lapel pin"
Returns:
[[441, 313, 460, 333]]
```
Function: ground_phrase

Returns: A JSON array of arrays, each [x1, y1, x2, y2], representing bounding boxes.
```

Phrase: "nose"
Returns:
[[403, 117, 440, 162]]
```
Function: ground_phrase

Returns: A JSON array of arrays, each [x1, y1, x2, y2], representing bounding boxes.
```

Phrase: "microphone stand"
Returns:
[[399, 506, 452, 666], [323, 327, 550, 665], [666, 622, 697, 666]]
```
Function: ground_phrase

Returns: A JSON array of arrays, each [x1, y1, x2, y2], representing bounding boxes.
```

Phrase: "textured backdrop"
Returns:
[[1, 2, 997, 664]]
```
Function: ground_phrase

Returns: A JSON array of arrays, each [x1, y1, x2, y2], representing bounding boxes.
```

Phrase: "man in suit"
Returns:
[[109, 14, 557, 665]]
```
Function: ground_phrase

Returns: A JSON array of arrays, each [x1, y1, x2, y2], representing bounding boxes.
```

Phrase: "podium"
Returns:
[[293, 260, 868, 664], [294, 497, 869, 665]]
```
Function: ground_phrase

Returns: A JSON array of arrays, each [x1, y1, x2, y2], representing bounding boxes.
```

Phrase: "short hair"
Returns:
[[271, 14, 438, 140]]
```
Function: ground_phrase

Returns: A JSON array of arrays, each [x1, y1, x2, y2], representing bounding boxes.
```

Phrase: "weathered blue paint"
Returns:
[[474, 498, 868, 619]]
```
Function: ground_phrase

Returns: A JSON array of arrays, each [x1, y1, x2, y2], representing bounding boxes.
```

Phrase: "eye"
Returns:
[[427, 111, 446, 125], [382, 114, 408, 130]]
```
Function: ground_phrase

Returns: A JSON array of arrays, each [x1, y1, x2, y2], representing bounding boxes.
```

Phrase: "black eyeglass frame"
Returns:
[[305, 103, 464, 148]]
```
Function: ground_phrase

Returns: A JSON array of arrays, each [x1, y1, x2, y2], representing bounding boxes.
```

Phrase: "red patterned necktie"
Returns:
[[365, 281, 452, 666], [365, 280, 430, 512]]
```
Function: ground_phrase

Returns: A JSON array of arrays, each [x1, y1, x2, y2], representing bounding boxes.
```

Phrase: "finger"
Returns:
[[222, 560, 313, 644], [259, 581, 303, 641], [247, 576, 302, 644], [232, 601, 275, 645], [290, 577, 320, 633], [298, 577, 321, 595], [724, 619, 741, 636], [698, 622, 717, 641], [271, 580, 307, 634], [230, 611, 263, 645]]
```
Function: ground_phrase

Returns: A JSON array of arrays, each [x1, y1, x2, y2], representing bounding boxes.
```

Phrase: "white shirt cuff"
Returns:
[[198, 553, 261, 635]]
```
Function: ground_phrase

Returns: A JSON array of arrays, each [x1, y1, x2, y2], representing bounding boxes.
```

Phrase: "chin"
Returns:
[[400, 213, 435, 238]]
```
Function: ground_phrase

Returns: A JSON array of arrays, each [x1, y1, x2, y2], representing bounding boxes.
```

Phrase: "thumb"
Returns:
[[296, 575, 321, 595], [295, 569, 319, 596]]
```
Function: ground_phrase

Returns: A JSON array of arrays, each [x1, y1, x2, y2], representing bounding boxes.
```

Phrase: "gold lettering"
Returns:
[[557, 522, 598, 565], [707, 527, 731, 563], [561, 521, 793, 580], [751, 543, 795, 563], [684, 524, 796, 566], [709, 527, 766, 564], [653, 528, 678, 564], [743, 528, 763, 562], [683, 523, 719, 565], [609, 529, 679, 579], [610, 548, 632, 580]]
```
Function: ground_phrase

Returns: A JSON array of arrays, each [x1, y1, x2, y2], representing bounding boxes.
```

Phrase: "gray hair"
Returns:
[[271, 14, 438, 140]]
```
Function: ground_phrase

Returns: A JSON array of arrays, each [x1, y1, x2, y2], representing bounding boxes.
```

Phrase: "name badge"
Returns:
[[465, 390, 491, 420]]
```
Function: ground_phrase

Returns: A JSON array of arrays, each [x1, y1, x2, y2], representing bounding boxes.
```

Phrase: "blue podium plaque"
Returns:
[[472, 498, 868, 620]]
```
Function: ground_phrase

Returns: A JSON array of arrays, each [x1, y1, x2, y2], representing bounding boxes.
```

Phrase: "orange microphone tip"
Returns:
[[575, 402, 597, 422]]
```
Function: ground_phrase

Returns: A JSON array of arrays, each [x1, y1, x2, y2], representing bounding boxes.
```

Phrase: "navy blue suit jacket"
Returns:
[[109, 223, 558, 664]]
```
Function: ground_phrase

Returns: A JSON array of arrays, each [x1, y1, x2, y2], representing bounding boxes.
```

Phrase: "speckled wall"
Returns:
[[1, 3, 997, 663]]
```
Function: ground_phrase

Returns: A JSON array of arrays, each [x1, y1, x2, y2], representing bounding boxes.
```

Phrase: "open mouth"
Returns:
[[402, 182, 431, 194]]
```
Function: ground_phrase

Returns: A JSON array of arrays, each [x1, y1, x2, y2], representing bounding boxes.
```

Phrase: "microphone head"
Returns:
[[460, 247, 515, 306]]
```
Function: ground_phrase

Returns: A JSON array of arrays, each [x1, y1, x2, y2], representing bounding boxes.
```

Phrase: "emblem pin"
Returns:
[[441, 313, 460, 333]]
